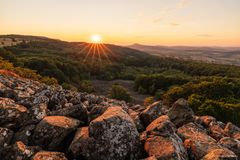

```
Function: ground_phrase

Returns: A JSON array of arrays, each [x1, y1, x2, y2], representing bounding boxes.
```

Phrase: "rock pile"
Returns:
[[0, 74, 239, 160]]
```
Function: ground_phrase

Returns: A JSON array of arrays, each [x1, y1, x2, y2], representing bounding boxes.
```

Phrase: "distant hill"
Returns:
[[129, 43, 240, 66]]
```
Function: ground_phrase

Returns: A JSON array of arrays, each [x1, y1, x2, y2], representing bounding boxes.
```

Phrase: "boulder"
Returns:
[[129, 109, 145, 132], [69, 106, 141, 160], [0, 97, 28, 129], [218, 137, 240, 157], [202, 148, 238, 160], [139, 101, 165, 127], [196, 115, 216, 127], [32, 151, 67, 160], [1, 141, 41, 160], [177, 122, 233, 159], [0, 127, 14, 152], [209, 122, 228, 141], [49, 103, 88, 123], [144, 135, 188, 160], [224, 122, 240, 140], [32, 116, 80, 150], [145, 115, 176, 137], [13, 125, 36, 145], [167, 99, 194, 128]]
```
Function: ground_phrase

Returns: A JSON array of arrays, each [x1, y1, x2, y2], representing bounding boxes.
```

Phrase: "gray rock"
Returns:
[[69, 106, 141, 160], [32, 116, 80, 150], [167, 99, 194, 128]]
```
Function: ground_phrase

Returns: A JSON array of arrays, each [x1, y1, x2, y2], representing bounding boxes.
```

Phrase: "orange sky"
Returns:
[[1, 0, 240, 46]]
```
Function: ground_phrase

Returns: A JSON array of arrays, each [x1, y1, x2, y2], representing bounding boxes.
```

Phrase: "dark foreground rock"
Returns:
[[69, 106, 141, 160], [0, 74, 239, 160]]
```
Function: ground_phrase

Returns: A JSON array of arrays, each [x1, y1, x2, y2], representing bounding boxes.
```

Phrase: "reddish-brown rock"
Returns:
[[32, 151, 68, 160]]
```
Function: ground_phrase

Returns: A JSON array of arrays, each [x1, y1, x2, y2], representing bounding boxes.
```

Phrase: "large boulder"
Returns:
[[1, 141, 41, 160], [69, 106, 141, 160], [224, 122, 240, 140], [13, 125, 36, 145], [218, 137, 240, 157], [202, 148, 238, 160], [32, 151, 67, 160], [167, 99, 194, 128], [142, 115, 188, 160], [139, 101, 165, 127], [0, 97, 28, 129], [0, 127, 14, 153], [32, 116, 80, 150], [129, 109, 145, 132], [144, 135, 188, 160], [49, 103, 88, 123], [177, 122, 235, 159]]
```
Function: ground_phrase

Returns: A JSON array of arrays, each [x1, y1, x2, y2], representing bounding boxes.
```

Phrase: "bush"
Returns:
[[144, 97, 154, 106], [108, 84, 132, 102]]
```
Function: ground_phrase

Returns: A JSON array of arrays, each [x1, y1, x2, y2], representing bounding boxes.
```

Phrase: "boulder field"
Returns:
[[0, 74, 239, 160]]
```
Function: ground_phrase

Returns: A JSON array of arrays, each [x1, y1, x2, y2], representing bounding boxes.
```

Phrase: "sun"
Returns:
[[91, 34, 102, 43]]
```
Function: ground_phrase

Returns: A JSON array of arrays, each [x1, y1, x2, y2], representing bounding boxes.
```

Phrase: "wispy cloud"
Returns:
[[196, 34, 213, 38], [177, 0, 191, 9], [170, 22, 180, 26]]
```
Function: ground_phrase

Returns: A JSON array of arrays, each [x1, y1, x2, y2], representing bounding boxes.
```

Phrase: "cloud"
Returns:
[[196, 34, 213, 38], [170, 22, 180, 26], [177, 0, 191, 9]]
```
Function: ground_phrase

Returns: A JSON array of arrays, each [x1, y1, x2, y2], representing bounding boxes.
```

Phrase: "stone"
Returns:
[[167, 99, 194, 128], [202, 148, 238, 160], [49, 103, 88, 123], [0, 127, 14, 151], [197, 115, 216, 127], [218, 137, 240, 157], [2, 141, 41, 160], [129, 109, 145, 132], [145, 115, 176, 137], [69, 106, 141, 160], [224, 122, 240, 140], [32, 116, 80, 150], [32, 151, 68, 160], [144, 135, 188, 160], [177, 122, 232, 159], [0, 97, 28, 129], [209, 122, 228, 141], [139, 101, 165, 127], [13, 125, 36, 145]]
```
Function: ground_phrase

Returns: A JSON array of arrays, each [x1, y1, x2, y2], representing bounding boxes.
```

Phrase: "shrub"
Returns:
[[108, 84, 132, 102]]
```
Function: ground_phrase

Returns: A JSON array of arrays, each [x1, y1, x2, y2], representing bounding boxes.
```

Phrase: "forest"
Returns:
[[0, 36, 239, 125]]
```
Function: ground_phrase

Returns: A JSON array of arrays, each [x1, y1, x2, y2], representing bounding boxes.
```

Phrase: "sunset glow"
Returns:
[[0, 0, 240, 46], [91, 35, 102, 43]]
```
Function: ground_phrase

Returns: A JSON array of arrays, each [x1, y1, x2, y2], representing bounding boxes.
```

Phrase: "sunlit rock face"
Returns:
[[0, 74, 239, 160]]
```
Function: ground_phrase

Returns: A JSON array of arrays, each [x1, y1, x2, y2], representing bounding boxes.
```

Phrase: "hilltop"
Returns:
[[0, 73, 240, 159], [129, 43, 240, 66]]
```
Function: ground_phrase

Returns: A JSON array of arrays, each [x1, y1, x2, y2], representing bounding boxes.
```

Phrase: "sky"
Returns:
[[1, 0, 240, 46]]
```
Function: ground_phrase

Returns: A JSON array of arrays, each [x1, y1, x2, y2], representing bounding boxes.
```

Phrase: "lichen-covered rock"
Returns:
[[141, 115, 187, 160], [0, 97, 28, 129], [129, 109, 145, 132], [177, 122, 234, 159], [218, 137, 240, 157], [224, 122, 240, 140], [32, 151, 68, 160], [144, 135, 188, 160], [49, 103, 88, 123], [32, 116, 80, 150], [202, 148, 238, 160], [145, 115, 176, 137], [209, 122, 228, 141], [2, 141, 41, 160], [13, 125, 36, 145], [69, 106, 141, 160], [0, 127, 13, 152], [167, 99, 194, 128], [139, 101, 165, 127], [195, 115, 216, 127]]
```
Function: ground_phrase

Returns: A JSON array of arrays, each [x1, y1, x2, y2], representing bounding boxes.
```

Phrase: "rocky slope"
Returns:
[[0, 74, 239, 160]]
